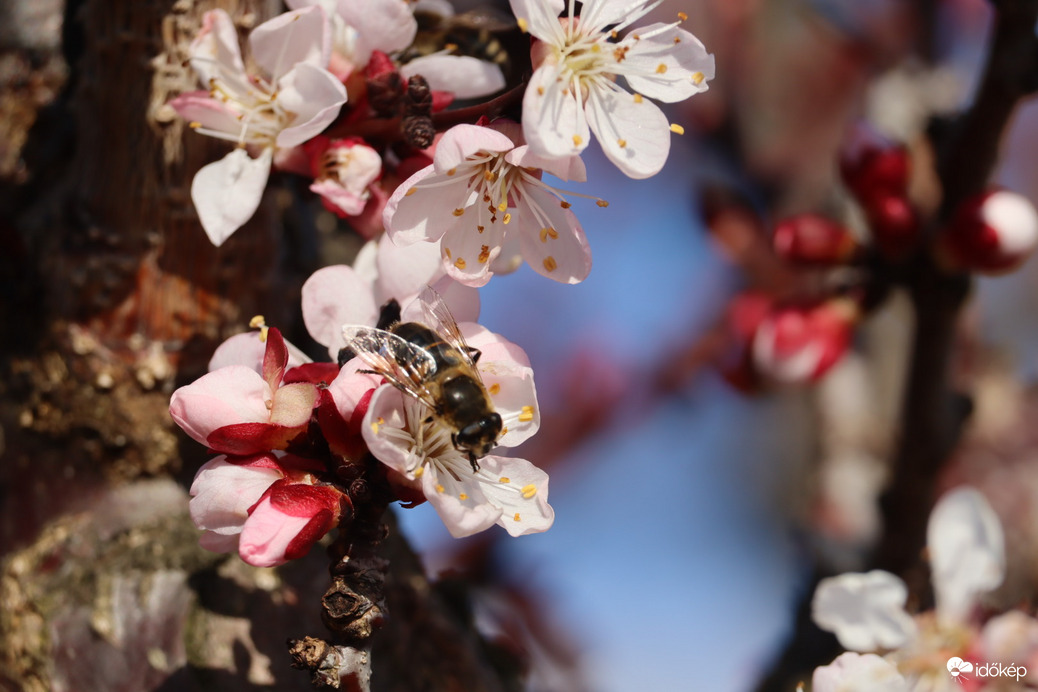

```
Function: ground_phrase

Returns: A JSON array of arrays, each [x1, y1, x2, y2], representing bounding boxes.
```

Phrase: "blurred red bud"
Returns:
[[865, 193, 920, 260], [839, 124, 910, 201], [751, 300, 858, 384], [773, 214, 859, 266], [938, 189, 1038, 275]]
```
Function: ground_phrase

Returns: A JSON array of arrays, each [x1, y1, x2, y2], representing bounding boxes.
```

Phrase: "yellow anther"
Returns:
[[633, 33, 641, 40], [370, 416, 385, 434], [452, 208, 465, 216], [591, 44, 601, 53], [477, 225, 485, 233], [514, 513, 521, 522], [539, 227, 559, 243], [499, 476, 511, 483], [673, 37, 681, 44], [517, 17, 528, 32], [572, 134, 583, 147], [447, 168, 456, 176], [444, 247, 452, 259], [670, 123, 685, 135], [692, 71, 705, 85], [519, 405, 535, 422], [618, 138, 627, 148], [459, 493, 468, 501], [610, 30, 618, 39], [678, 11, 688, 20], [497, 201, 507, 212], [521, 484, 537, 499], [455, 257, 467, 270], [478, 245, 490, 263], [484, 170, 495, 181], [633, 93, 644, 103], [489, 383, 501, 395], [560, 201, 571, 209], [249, 315, 266, 328], [503, 213, 512, 224], [543, 256, 557, 272], [656, 63, 668, 74], [436, 484, 445, 493], [405, 187, 417, 196], [596, 200, 609, 208], [413, 466, 424, 478], [502, 426, 509, 435], [537, 86, 545, 95], [189, 121, 202, 129]]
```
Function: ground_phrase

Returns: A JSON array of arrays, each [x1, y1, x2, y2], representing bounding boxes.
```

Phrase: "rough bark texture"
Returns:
[[0, 1, 515, 690]]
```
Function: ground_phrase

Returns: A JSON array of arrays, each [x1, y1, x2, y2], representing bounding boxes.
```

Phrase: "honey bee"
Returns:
[[400, 6, 524, 86], [342, 288, 502, 470]]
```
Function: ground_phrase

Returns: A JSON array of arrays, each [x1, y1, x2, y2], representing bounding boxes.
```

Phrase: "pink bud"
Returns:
[[938, 189, 1038, 275], [239, 479, 348, 567], [773, 214, 859, 266], [752, 300, 858, 383], [865, 193, 920, 261], [839, 124, 910, 200]]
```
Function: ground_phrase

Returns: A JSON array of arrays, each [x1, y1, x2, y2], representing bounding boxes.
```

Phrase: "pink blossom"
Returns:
[[306, 136, 383, 218], [384, 123, 597, 286], [170, 7, 347, 245], [239, 477, 348, 567], [169, 328, 319, 455], [189, 453, 286, 553]]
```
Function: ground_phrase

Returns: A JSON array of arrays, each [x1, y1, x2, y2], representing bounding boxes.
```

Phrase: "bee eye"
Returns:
[[456, 414, 503, 451]]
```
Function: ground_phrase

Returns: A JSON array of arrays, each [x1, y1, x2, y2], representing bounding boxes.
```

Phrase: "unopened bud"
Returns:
[[938, 189, 1038, 275], [839, 124, 910, 201], [773, 214, 859, 266], [865, 193, 920, 261], [751, 299, 858, 384]]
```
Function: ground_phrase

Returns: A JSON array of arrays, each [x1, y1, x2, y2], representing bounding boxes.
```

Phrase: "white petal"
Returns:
[[339, 0, 417, 64], [301, 265, 378, 358], [189, 10, 245, 87], [928, 487, 1005, 624], [276, 63, 348, 148], [250, 6, 331, 80], [168, 92, 242, 137], [189, 455, 284, 534], [522, 65, 589, 160], [508, 0, 565, 41], [401, 54, 505, 99], [191, 148, 272, 246], [429, 275, 481, 323], [506, 145, 587, 183], [476, 456, 554, 536], [812, 652, 907, 692], [385, 169, 471, 246], [812, 571, 916, 652], [439, 198, 507, 287], [585, 83, 670, 179], [516, 184, 592, 284], [374, 233, 446, 305], [208, 332, 266, 373], [621, 25, 714, 103], [433, 124, 513, 172]]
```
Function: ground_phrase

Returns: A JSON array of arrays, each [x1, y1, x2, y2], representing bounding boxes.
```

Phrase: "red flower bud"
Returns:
[[751, 299, 858, 384], [839, 125, 910, 200], [938, 189, 1038, 275], [773, 214, 859, 266], [864, 193, 920, 261]]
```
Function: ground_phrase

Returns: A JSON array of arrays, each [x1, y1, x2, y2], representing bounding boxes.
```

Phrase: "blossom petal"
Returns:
[[506, 145, 587, 183], [170, 365, 271, 447], [401, 54, 505, 99], [326, 363, 381, 423], [301, 265, 379, 358], [440, 201, 506, 286], [276, 62, 348, 148], [189, 10, 245, 87], [812, 653, 907, 692], [477, 455, 554, 536], [585, 83, 670, 179], [374, 233, 447, 305], [168, 92, 242, 136], [516, 184, 591, 283], [621, 25, 714, 103], [191, 148, 272, 246], [340, 0, 417, 65], [270, 382, 319, 427], [421, 467, 502, 538], [239, 491, 330, 567], [812, 570, 916, 652], [250, 6, 331, 80], [928, 486, 1006, 624], [522, 64, 589, 160], [189, 453, 285, 544], [433, 124, 514, 172], [508, 0, 565, 42], [385, 170, 470, 246]]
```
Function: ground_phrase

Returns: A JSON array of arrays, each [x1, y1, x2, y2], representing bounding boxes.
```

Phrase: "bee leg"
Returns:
[[468, 452, 480, 473], [465, 346, 482, 364], [376, 299, 402, 330], [336, 347, 356, 367]]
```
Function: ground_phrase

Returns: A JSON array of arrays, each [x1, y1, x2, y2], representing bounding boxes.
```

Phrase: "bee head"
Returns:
[[454, 412, 503, 459]]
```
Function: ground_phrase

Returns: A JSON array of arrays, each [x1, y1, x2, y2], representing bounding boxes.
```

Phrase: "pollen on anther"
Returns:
[[489, 383, 501, 395], [499, 476, 510, 483], [413, 466, 424, 478], [572, 134, 583, 147], [633, 93, 644, 103], [459, 493, 468, 501], [618, 138, 627, 148], [405, 187, 417, 196], [678, 11, 688, 20], [189, 121, 202, 129], [596, 200, 609, 208], [514, 513, 521, 522], [503, 213, 512, 224], [539, 227, 559, 242], [249, 315, 266, 329], [447, 168, 457, 176], [670, 123, 685, 135], [444, 247, 453, 259], [610, 30, 618, 39], [521, 484, 537, 499], [455, 257, 467, 270], [560, 201, 571, 209], [519, 405, 535, 422], [478, 245, 490, 263], [673, 37, 681, 44], [370, 416, 385, 434], [497, 201, 507, 212], [436, 484, 445, 493], [543, 256, 557, 272], [453, 208, 465, 216], [656, 63, 668, 74], [537, 86, 545, 95], [477, 225, 485, 233], [692, 71, 705, 85], [517, 17, 528, 32]]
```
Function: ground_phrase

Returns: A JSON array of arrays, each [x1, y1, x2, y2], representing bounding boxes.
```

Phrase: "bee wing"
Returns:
[[342, 325, 440, 410], [416, 286, 482, 380]]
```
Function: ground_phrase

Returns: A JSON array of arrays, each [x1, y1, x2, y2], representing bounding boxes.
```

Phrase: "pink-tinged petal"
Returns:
[[579, 0, 652, 29], [262, 327, 289, 390], [270, 382, 319, 427], [199, 532, 240, 553], [516, 185, 591, 283], [506, 145, 587, 183], [340, 0, 417, 65], [421, 468, 501, 538], [276, 63, 348, 148], [508, 0, 565, 42], [460, 322, 531, 367], [621, 25, 714, 103], [168, 92, 242, 136], [250, 6, 331, 80], [206, 421, 306, 455], [433, 124, 513, 172], [479, 360, 538, 447], [374, 232, 444, 304], [812, 653, 907, 692], [191, 148, 272, 247], [812, 570, 916, 652], [189, 10, 245, 86], [361, 387, 414, 475], [476, 456, 554, 536], [285, 362, 341, 385], [522, 65, 589, 160], [301, 265, 379, 358], [585, 84, 670, 179], [239, 486, 336, 567], [429, 275, 481, 323], [928, 487, 1005, 624], [490, 226, 523, 275], [209, 332, 266, 373], [169, 366, 271, 446], [384, 169, 469, 246], [189, 453, 285, 543], [401, 55, 505, 99], [311, 178, 367, 216], [439, 202, 507, 287], [352, 239, 378, 286]]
